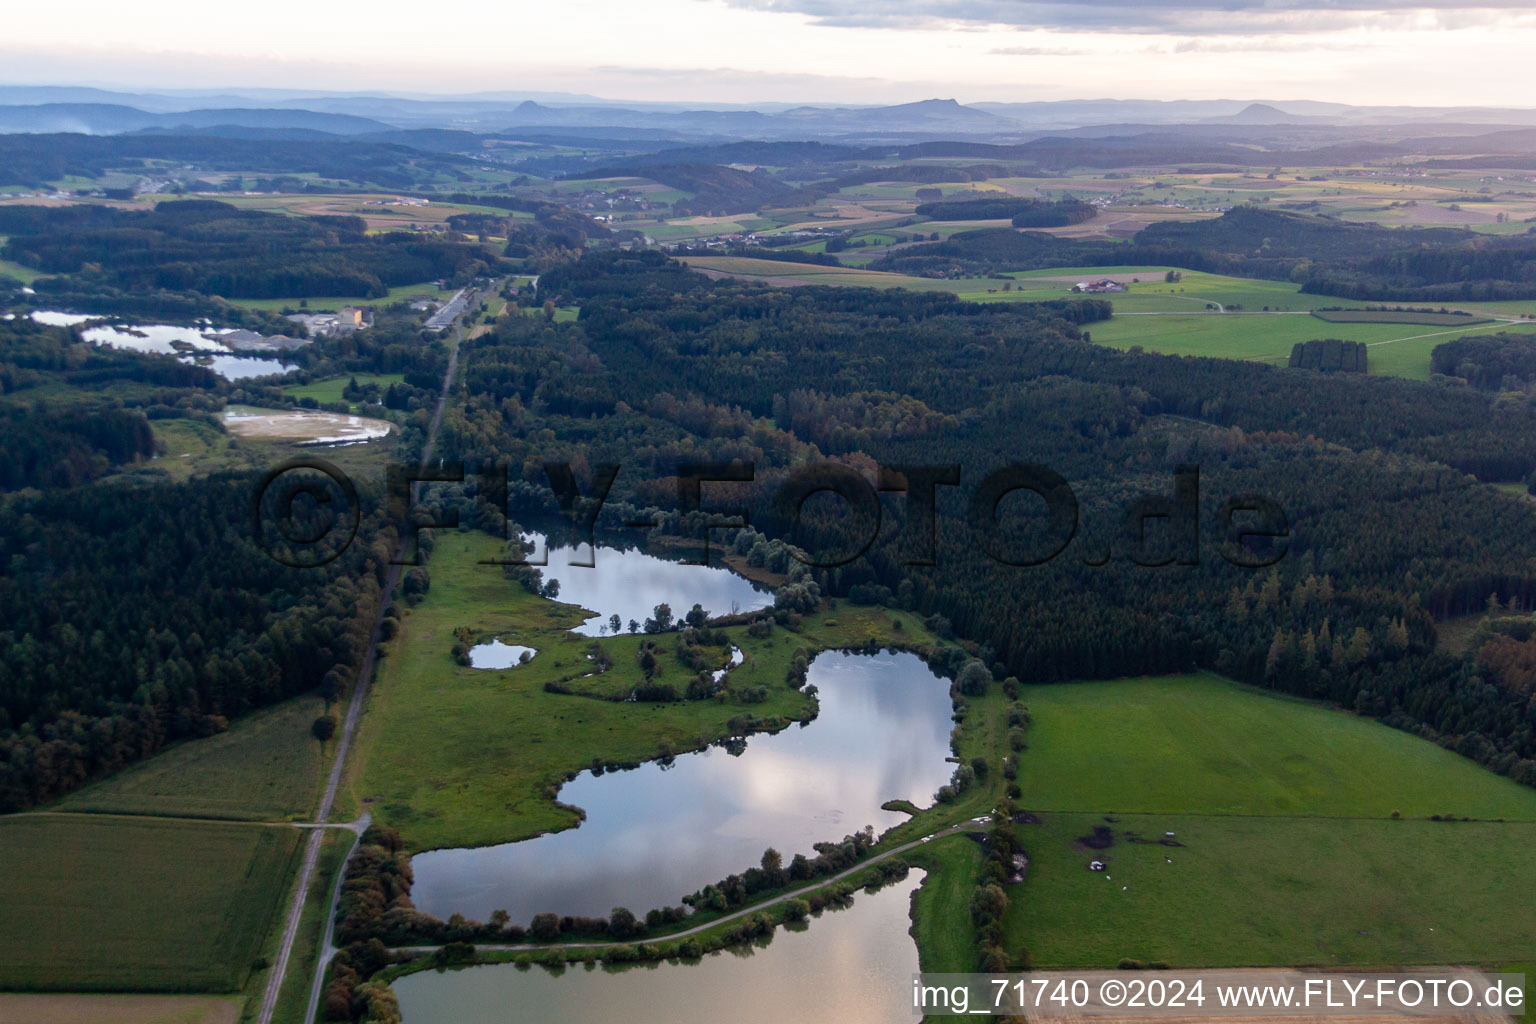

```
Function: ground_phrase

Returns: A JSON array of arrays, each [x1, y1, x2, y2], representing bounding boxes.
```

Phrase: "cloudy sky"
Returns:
[[3, 0, 1533, 106]]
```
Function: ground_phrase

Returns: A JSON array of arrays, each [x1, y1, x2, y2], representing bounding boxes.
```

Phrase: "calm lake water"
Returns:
[[467, 639, 538, 669], [25, 313, 292, 379], [522, 534, 773, 636], [393, 870, 925, 1024], [409, 651, 953, 923]]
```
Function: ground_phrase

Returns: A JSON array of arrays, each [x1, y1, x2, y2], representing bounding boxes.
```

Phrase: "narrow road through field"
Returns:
[[256, 311, 470, 1024]]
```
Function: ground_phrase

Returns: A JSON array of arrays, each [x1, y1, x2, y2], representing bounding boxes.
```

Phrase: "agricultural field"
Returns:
[[0, 815, 300, 992], [57, 694, 336, 822], [1005, 674, 1536, 968], [335, 531, 939, 852], [0, 994, 239, 1024]]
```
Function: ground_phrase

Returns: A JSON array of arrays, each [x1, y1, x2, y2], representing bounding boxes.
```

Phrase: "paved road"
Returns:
[[387, 820, 988, 958], [255, 315, 467, 1024]]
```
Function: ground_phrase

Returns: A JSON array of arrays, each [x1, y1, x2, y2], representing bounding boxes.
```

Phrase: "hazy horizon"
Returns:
[[4, 0, 1534, 108]]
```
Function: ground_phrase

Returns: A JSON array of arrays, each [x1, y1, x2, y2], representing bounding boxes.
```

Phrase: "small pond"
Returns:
[[467, 639, 538, 669]]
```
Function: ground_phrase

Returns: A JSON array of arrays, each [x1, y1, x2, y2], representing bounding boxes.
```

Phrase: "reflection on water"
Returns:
[[28, 313, 293, 380], [81, 322, 225, 355], [410, 651, 952, 923], [393, 870, 925, 1024], [29, 311, 105, 326], [467, 639, 538, 669], [523, 534, 772, 636]]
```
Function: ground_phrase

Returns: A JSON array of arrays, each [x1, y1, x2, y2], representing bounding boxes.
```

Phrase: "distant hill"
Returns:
[[1206, 103, 1321, 125], [573, 162, 808, 214], [0, 104, 393, 136]]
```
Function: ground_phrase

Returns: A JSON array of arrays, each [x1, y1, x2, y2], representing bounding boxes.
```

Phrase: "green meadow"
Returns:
[[1015, 674, 1536, 819], [1016, 813, 1536, 968], [336, 532, 941, 851], [1088, 311, 1536, 379], [1005, 674, 1536, 968], [281, 372, 405, 408]]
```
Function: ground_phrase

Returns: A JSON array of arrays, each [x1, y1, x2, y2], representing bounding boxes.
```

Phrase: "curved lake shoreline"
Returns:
[[409, 650, 954, 923]]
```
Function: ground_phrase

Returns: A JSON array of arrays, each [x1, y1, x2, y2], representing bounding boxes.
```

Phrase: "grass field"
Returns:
[[337, 532, 942, 852], [1016, 812, 1536, 967], [230, 282, 455, 313], [0, 815, 300, 992], [1004, 674, 1536, 968], [1089, 311, 1536, 379], [1015, 675, 1536, 819], [0, 255, 40, 285], [281, 372, 405, 409], [1312, 309, 1493, 326], [968, 267, 1313, 314], [58, 694, 334, 821], [0, 994, 239, 1024]]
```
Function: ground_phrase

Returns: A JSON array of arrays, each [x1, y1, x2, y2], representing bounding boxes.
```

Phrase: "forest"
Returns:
[[0, 200, 509, 299], [1431, 333, 1536, 388], [435, 252, 1536, 792], [0, 132, 487, 190], [0, 309, 445, 811], [0, 472, 393, 811]]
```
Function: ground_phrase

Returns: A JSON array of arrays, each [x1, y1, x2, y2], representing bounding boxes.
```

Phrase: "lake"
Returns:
[[521, 534, 774, 636], [24, 313, 293, 380], [409, 650, 953, 924], [393, 870, 925, 1024]]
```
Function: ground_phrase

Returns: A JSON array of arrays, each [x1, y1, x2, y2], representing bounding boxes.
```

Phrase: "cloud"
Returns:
[[987, 45, 1096, 55], [723, 0, 1534, 35]]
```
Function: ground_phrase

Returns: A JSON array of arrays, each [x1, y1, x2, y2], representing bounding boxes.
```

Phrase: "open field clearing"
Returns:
[[1005, 674, 1536, 967], [135, 414, 393, 482], [683, 255, 960, 289], [971, 267, 1314, 312], [1312, 309, 1494, 326], [222, 406, 392, 443], [336, 532, 938, 851], [230, 281, 456, 312], [57, 694, 334, 821], [1013, 813, 1536, 968], [0, 815, 300, 991], [0, 244, 40, 284], [1015, 675, 1536, 819], [0, 994, 239, 1024], [676, 260, 1534, 379], [281, 372, 405, 408], [1089, 311, 1536, 379]]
